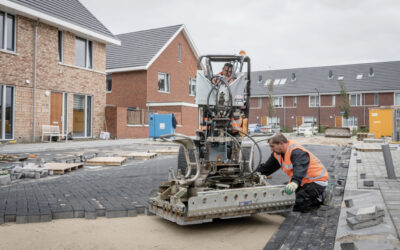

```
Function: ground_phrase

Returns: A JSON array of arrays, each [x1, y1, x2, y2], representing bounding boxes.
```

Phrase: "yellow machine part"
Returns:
[[369, 108, 393, 138]]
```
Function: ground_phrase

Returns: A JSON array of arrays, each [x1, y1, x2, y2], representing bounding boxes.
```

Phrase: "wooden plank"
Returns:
[[154, 147, 179, 154], [86, 157, 126, 166], [130, 152, 157, 159], [43, 163, 84, 175]]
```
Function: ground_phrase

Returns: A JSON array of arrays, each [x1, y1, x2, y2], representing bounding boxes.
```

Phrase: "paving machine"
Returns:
[[148, 53, 295, 225]]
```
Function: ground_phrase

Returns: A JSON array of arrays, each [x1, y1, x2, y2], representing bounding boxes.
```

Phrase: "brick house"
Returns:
[[249, 61, 400, 131], [105, 24, 199, 138], [0, 0, 120, 142]]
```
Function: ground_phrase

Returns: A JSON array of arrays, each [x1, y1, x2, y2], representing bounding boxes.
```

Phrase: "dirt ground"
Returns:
[[0, 214, 284, 250]]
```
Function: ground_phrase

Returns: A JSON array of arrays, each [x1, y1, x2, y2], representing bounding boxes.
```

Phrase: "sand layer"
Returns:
[[0, 214, 284, 250]]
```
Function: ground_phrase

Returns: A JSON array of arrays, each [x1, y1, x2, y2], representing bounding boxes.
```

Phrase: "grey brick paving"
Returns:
[[0, 144, 174, 223], [265, 145, 349, 250]]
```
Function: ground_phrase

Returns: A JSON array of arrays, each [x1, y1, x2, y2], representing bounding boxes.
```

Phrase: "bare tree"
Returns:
[[267, 81, 275, 120], [339, 80, 350, 119]]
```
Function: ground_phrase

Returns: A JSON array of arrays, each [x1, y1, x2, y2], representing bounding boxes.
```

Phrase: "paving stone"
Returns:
[[40, 213, 52, 222], [73, 210, 85, 218], [344, 199, 353, 208], [127, 209, 137, 217], [85, 209, 97, 220], [363, 180, 374, 187], [52, 210, 74, 219], [346, 216, 384, 230], [106, 209, 127, 218], [340, 242, 358, 250], [334, 186, 344, 196], [135, 205, 145, 214]]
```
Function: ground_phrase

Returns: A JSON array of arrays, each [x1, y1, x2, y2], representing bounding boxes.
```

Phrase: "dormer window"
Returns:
[[369, 67, 374, 77], [291, 73, 296, 81], [328, 70, 333, 79]]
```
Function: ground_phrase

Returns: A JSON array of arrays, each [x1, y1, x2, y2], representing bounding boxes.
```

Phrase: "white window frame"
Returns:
[[158, 72, 170, 93], [350, 93, 362, 106], [374, 93, 378, 106], [267, 117, 280, 127], [73, 94, 92, 138], [0, 84, 15, 140], [309, 95, 320, 107], [189, 78, 196, 96], [106, 74, 112, 93], [332, 95, 336, 106], [177, 43, 181, 62], [303, 116, 317, 126], [75, 36, 93, 69], [273, 96, 283, 108], [58, 30, 63, 62], [342, 116, 358, 128], [395, 93, 400, 106], [0, 11, 16, 53]]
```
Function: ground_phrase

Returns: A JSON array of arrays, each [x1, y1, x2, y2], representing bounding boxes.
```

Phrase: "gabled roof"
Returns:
[[251, 61, 400, 97], [1, 0, 120, 45], [106, 24, 199, 72]]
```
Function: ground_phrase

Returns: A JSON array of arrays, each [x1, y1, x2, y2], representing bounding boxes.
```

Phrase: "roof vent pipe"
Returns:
[[258, 74, 262, 83], [328, 70, 333, 79]]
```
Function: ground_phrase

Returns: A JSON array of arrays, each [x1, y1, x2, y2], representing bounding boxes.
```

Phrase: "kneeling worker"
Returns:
[[258, 133, 329, 212]]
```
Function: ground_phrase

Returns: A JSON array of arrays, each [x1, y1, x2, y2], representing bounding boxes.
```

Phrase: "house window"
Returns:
[[73, 94, 92, 137], [258, 97, 262, 108], [58, 30, 63, 62], [395, 93, 400, 106], [293, 96, 297, 107], [309, 95, 320, 107], [332, 96, 336, 106], [264, 79, 272, 86], [343, 116, 358, 128], [338, 76, 344, 81], [267, 117, 280, 127], [350, 94, 362, 106], [75, 37, 93, 69], [106, 74, 112, 92], [158, 72, 170, 93], [273, 96, 283, 107], [189, 78, 196, 96], [303, 116, 317, 125], [374, 93, 378, 105], [177, 43, 181, 62], [0, 85, 14, 140], [0, 12, 16, 52]]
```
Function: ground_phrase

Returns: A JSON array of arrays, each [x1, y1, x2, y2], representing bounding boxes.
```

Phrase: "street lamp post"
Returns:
[[315, 88, 320, 133]]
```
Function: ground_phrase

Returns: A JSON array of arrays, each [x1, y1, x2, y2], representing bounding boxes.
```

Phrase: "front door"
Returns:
[[261, 116, 267, 126], [297, 116, 303, 126], [50, 92, 63, 132], [335, 116, 342, 127]]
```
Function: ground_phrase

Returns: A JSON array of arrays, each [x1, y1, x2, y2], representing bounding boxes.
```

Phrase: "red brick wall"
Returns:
[[0, 16, 107, 142], [249, 92, 395, 131], [106, 71, 147, 108], [146, 32, 197, 103], [106, 30, 199, 137]]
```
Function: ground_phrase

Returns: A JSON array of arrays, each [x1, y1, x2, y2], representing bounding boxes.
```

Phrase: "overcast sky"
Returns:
[[81, 0, 400, 71]]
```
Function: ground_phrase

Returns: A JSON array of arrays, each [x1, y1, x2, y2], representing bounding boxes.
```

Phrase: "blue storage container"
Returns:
[[149, 113, 175, 138]]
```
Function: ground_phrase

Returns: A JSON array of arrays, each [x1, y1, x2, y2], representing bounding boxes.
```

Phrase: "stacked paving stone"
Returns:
[[346, 205, 385, 230], [264, 146, 351, 250]]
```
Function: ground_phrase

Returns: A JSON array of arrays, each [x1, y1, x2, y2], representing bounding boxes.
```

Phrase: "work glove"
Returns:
[[284, 182, 298, 195]]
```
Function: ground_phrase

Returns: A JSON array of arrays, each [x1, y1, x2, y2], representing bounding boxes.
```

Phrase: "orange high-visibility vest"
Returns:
[[273, 140, 328, 186], [231, 117, 242, 132]]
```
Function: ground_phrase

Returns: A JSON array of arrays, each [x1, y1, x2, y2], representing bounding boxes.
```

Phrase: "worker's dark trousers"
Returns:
[[293, 182, 326, 213]]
